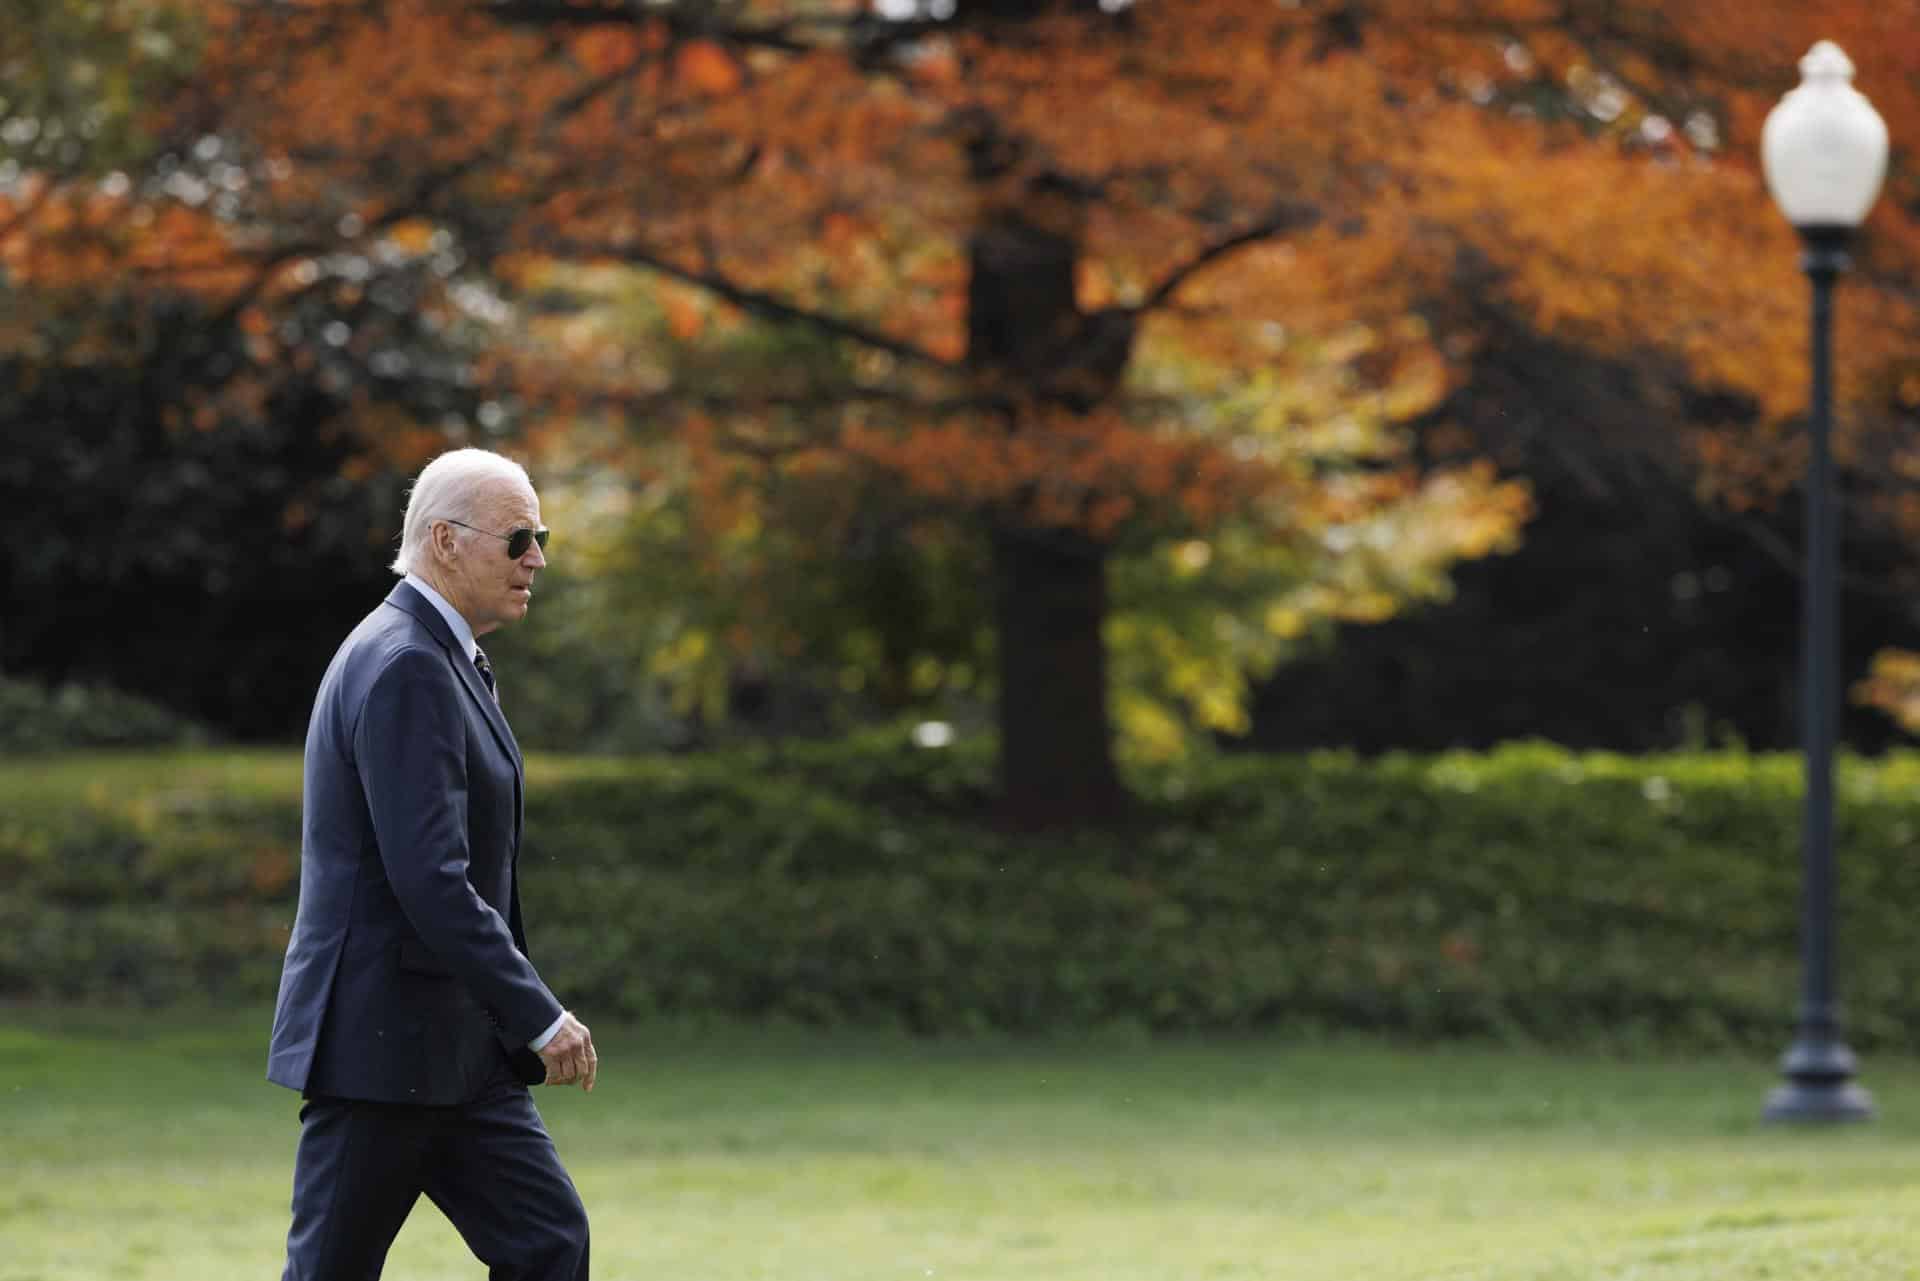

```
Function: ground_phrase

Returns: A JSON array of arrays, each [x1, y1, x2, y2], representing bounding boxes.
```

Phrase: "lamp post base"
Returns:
[[1764, 1080, 1874, 1122], [1764, 1038, 1873, 1122]]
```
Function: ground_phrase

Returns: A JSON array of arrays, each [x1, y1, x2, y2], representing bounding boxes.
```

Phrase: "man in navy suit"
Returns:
[[269, 447, 597, 1280]]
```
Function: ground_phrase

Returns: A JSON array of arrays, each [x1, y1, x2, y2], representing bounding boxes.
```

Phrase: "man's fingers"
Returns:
[[534, 1016, 595, 1090], [567, 1022, 595, 1092], [539, 1028, 583, 1086]]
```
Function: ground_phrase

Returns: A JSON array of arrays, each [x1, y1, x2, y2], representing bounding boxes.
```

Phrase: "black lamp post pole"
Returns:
[[1765, 225, 1873, 1123]]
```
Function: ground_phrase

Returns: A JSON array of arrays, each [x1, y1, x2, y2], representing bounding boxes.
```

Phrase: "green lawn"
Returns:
[[2, 1010, 1918, 1279]]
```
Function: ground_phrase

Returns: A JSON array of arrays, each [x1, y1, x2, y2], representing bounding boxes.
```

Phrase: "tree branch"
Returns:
[[519, 382, 1000, 419], [549, 238, 963, 372], [199, 50, 651, 331], [1136, 202, 1321, 315], [483, 1, 817, 53], [0, 179, 56, 247]]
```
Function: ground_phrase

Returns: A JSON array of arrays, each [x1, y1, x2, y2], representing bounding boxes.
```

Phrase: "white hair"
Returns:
[[389, 448, 534, 576]]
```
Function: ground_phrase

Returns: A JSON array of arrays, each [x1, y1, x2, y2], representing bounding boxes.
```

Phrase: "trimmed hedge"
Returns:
[[0, 676, 207, 754], [4, 740, 1920, 1048]]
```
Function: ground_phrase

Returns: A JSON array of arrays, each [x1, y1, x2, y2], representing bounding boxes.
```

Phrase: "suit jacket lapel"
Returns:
[[383, 583, 525, 775]]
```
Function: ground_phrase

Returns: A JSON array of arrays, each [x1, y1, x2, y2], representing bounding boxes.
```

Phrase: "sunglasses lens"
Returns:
[[507, 528, 549, 558]]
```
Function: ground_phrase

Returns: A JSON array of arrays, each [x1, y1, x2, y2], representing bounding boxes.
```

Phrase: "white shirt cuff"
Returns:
[[528, 1011, 568, 1053]]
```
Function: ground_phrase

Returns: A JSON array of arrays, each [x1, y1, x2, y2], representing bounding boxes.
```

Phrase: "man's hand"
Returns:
[[537, 1012, 598, 1092]]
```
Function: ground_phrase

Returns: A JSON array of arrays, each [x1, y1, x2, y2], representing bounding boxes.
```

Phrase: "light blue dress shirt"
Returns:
[[402, 573, 566, 1056]]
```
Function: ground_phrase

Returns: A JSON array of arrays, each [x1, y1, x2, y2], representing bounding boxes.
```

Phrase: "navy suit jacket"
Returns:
[[267, 582, 563, 1104]]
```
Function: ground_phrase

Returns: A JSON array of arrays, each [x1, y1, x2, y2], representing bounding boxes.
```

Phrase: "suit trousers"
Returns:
[[281, 1066, 589, 1281]]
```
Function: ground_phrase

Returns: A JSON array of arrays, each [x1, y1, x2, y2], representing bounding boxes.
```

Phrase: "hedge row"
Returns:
[[0, 675, 206, 754], [5, 740, 1920, 1048]]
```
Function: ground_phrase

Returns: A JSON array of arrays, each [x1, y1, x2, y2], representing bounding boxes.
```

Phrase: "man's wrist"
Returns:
[[528, 1011, 568, 1052]]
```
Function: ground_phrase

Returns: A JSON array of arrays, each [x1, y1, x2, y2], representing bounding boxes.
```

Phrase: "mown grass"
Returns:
[[4, 1007, 1920, 1280]]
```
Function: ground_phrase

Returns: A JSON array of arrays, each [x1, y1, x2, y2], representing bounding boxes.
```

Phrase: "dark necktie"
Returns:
[[472, 647, 500, 705]]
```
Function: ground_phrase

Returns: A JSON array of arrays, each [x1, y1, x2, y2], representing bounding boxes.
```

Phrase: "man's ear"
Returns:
[[430, 519, 457, 563]]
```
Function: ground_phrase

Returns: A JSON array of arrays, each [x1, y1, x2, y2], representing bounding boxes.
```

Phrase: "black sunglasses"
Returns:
[[443, 518, 550, 559]]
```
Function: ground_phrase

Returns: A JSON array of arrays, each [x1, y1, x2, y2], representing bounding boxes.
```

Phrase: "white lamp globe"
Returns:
[[1762, 41, 1889, 230]]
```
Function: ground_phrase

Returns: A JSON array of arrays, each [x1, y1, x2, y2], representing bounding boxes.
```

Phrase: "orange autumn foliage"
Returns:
[[15, 0, 1920, 769], [10, 1, 1916, 580], [115, 2, 1907, 541]]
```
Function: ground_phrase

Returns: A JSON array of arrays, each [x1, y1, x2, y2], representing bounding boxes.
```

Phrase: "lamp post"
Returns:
[[1759, 40, 1887, 1123]]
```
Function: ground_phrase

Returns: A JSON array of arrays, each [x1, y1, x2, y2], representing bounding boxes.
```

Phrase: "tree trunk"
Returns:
[[990, 526, 1124, 828], [965, 151, 1130, 827]]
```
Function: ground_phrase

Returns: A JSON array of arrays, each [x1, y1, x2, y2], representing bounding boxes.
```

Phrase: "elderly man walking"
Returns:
[[268, 447, 597, 1280]]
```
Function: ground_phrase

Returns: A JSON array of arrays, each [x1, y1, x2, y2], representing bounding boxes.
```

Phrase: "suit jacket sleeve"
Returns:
[[355, 647, 564, 1046]]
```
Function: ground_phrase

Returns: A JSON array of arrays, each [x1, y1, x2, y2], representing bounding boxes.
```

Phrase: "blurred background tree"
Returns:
[[6, 0, 1920, 824], [1, 0, 526, 734]]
